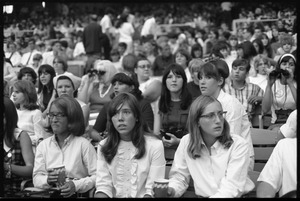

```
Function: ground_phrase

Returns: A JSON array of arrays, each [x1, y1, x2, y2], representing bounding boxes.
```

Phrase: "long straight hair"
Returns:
[[187, 95, 233, 159], [101, 92, 147, 164], [159, 63, 192, 113], [4, 97, 18, 148]]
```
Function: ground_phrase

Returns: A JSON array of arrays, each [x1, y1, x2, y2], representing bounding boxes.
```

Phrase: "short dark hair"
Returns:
[[17, 67, 37, 84], [232, 58, 251, 72]]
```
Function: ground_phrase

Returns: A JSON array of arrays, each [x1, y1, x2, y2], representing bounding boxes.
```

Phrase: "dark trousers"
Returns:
[[85, 52, 102, 74]]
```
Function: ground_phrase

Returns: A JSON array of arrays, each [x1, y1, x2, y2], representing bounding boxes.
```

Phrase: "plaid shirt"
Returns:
[[223, 81, 264, 119], [4, 136, 26, 197]]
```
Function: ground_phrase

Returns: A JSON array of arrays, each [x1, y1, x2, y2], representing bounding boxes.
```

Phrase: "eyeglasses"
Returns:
[[47, 112, 66, 119], [200, 111, 227, 121], [138, 65, 151, 69]]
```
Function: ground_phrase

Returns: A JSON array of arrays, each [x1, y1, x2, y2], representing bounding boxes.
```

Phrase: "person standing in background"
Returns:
[[83, 14, 105, 73]]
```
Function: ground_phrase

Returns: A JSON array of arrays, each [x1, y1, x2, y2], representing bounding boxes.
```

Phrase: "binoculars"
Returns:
[[269, 69, 290, 79]]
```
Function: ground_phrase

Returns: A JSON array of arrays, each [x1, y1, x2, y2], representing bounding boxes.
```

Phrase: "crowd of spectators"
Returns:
[[2, 1, 297, 198]]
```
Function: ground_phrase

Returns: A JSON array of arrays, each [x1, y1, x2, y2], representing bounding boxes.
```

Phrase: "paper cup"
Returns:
[[53, 165, 66, 187], [153, 179, 169, 197]]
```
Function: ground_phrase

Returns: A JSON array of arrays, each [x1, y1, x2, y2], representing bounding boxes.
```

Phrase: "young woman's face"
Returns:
[[198, 101, 225, 140], [193, 50, 202, 58], [49, 104, 68, 135], [261, 36, 269, 46], [175, 52, 187, 67], [237, 48, 244, 58], [253, 42, 260, 53], [229, 39, 238, 47], [282, 43, 292, 53], [56, 79, 74, 97], [53, 59, 64, 73], [112, 102, 136, 140], [280, 58, 295, 76], [113, 81, 133, 96], [166, 71, 183, 94], [12, 87, 25, 105], [198, 72, 222, 97], [39, 71, 51, 86]]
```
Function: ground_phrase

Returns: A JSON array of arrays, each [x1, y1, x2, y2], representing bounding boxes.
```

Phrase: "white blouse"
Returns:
[[169, 134, 255, 198], [95, 135, 166, 198]]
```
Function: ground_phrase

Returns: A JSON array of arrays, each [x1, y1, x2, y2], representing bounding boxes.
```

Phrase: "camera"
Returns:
[[160, 129, 170, 140], [269, 69, 290, 80], [160, 126, 185, 140]]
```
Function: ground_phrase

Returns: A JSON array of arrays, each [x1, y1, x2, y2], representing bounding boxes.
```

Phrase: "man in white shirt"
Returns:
[[100, 7, 116, 46], [5, 42, 22, 67], [18, 38, 41, 68], [140, 9, 165, 40], [42, 40, 64, 66]]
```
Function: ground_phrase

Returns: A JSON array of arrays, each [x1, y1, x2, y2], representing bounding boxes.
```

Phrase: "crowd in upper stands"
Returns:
[[2, 1, 297, 198]]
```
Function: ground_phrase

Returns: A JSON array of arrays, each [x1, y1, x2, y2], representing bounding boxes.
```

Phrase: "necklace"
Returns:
[[99, 84, 112, 98]]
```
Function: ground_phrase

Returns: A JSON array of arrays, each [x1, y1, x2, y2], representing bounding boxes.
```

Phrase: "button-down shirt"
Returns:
[[95, 135, 166, 198], [33, 135, 97, 193], [169, 134, 255, 198]]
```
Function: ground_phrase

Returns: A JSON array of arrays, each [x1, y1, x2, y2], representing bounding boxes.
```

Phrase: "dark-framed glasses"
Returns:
[[47, 112, 66, 119]]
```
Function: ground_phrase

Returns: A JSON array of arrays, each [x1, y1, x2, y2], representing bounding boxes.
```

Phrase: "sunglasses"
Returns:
[[88, 69, 106, 77]]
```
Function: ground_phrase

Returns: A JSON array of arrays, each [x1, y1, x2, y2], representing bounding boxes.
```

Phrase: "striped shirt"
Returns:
[[223, 81, 264, 118]]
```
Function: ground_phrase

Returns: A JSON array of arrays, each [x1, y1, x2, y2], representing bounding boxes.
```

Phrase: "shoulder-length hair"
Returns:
[[13, 80, 39, 110], [187, 95, 233, 159], [17, 67, 37, 85], [252, 38, 264, 54], [159, 63, 192, 113], [101, 92, 146, 164], [37, 64, 56, 94], [4, 96, 18, 147], [48, 95, 85, 136]]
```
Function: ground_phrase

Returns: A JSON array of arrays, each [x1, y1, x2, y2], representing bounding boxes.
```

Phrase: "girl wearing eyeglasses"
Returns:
[[33, 95, 97, 198], [198, 59, 254, 171], [164, 95, 254, 198]]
